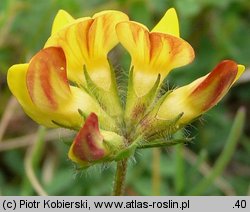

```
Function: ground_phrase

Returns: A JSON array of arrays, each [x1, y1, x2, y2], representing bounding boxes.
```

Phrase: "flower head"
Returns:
[[7, 8, 245, 168]]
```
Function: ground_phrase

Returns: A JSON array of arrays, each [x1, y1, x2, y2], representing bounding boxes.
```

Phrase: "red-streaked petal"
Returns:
[[26, 47, 71, 110], [7, 63, 89, 129], [87, 11, 129, 59], [116, 21, 194, 71], [45, 19, 94, 86], [46, 11, 129, 90], [191, 60, 237, 111], [149, 32, 194, 73], [116, 21, 150, 68], [7, 63, 58, 127], [116, 21, 194, 97], [157, 60, 239, 124]]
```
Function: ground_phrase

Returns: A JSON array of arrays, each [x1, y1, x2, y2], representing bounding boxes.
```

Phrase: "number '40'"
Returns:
[[235, 200, 246, 208]]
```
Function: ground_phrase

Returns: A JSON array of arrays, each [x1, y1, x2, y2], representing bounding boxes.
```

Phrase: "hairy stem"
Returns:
[[113, 159, 128, 196]]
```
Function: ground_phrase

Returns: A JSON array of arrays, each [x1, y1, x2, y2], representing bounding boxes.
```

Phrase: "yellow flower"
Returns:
[[44, 10, 129, 118], [116, 8, 195, 97], [7, 10, 128, 130], [46, 10, 129, 91], [157, 60, 245, 125], [8, 47, 111, 130]]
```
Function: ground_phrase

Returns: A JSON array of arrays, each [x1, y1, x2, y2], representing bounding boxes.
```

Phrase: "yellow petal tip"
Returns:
[[152, 7, 180, 37], [235, 64, 245, 82], [51, 9, 75, 35]]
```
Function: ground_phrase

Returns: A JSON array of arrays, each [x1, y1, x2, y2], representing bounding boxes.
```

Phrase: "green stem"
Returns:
[[22, 126, 47, 195], [138, 138, 191, 149], [113, 159, 128, 196], [175, 144, 185, 195], [152, 148, 161, 195]]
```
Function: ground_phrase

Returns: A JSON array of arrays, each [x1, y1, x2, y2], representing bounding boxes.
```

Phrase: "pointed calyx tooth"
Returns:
[[78, 109, 87, 120], [83, 64, 123, 118], [125, 68, 161, 120], [139, 112, 184, 141]]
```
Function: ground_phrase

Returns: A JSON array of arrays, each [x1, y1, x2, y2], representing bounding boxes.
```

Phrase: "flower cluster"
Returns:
[[8, 8, 245, 168]]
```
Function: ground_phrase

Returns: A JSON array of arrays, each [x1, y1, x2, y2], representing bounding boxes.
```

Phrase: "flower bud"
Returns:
[[157, 60, 244, 125], [68, 113, 124, 167]]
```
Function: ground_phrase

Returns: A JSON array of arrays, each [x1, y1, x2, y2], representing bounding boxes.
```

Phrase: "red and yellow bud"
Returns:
[[68, 113, 106, 165], [68, 113, 124, 167], [157, 60, 245, 125]]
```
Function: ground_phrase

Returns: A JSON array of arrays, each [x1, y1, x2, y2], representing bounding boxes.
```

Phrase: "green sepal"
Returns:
[[124, 68, 162, 138], [83, 64, 123, 118], [51, 120, 79, 131], [125, 68, 161, 120], [114, 145, 137, 161], [138, 137, 193, 149], [146, 89, 173, 118], [140, 112, 184, 141], [101, 130, 124, 153], [77, 109, 87, 121], [62, 139, 73, 147], [114, 136, 143, 161]]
